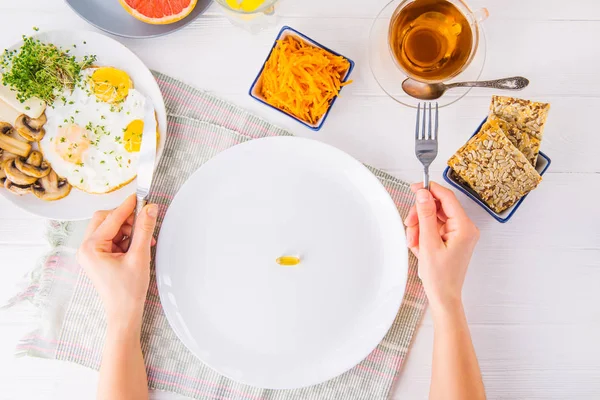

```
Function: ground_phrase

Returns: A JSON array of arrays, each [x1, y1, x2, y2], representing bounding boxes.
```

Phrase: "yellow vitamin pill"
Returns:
[[276, 256, 301, 266]]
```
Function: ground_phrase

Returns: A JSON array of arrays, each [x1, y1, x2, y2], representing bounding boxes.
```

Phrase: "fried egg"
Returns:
[[40, 67, 153, 194]]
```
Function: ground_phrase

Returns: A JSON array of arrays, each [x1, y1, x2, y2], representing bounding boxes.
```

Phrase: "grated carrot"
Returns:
[[259, 35, 352, 125]]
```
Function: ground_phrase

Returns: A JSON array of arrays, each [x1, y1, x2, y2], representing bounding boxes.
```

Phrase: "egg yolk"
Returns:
[[54, 124, 91, 164], [123, 120, 161, 153], [90, 67, 133, 104], [123, 119, 144, 153]]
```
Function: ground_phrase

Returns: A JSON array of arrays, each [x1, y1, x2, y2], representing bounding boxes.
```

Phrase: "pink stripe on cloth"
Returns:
[[10, 284, 39, 302], [19, 344, 239, 400], [147, 283, 159, 296], [167, 131, 214, 147], [46, 255, 61, 264], [145, 299, 162, 308], [161, 92, 247, 138], [156, 203, 169, 219], [405, 277, 426, 299], [157, 78, 271, 138], [355, 364, 396, 379], [150, 366, 265, 400], [152, 192, 175, 200], [43, 262, 79, 277], [29, 331, 404, 388], [44, 255, 81, 274], [148, 377, 234, 400], [24, 335, 263, 400], [365, 354, 402, 371], [166, 121, 240, 154], [367, 348, 404, 369], [384, 186, 415, 205], [167, 124, 216, 145]]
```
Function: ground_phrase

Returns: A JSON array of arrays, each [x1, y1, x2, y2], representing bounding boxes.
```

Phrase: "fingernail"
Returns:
[[147, 204, 158, 218], [416, 189, 432, 204]]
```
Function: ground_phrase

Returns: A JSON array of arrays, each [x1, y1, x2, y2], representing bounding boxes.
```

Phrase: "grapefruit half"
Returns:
[[119, 0, 198, 25]]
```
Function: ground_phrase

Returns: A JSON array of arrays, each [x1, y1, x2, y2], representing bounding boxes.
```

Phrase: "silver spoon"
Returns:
[[402, 76, 529, 100]]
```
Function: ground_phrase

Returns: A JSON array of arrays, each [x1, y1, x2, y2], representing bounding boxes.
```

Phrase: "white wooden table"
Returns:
[[0, 0, 599, 399]]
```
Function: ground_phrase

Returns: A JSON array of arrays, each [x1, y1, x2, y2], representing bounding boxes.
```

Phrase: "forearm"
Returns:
[[98, 316, 148, 400], [430, 301, 485, 400]]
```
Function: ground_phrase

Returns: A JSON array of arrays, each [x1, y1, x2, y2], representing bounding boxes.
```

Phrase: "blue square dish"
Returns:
[[443, 118, 551, 223], [249, 26, 355, 131]]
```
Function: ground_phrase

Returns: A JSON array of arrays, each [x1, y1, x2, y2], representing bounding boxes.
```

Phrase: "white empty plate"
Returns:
[[156, 137, 408, 389]]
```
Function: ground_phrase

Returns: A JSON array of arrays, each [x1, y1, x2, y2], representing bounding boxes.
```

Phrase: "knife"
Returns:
[[128, 99, 158, 250]]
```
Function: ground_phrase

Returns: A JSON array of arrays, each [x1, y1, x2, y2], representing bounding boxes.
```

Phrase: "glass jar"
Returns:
[[214, 0, 280, 33]]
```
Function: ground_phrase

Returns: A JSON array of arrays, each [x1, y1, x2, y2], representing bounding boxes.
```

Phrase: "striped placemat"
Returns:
[[11, 72, 426, 400]]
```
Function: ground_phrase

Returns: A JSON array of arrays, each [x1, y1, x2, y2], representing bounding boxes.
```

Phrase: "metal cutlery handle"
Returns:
[[446, 76, 529, 90], [423, 167, 430, 190], [127, 194, 147, 251]]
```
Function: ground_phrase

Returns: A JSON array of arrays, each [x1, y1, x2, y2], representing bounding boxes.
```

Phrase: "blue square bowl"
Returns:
[[443, 118, 551, 223], [249, 26, 355, 131]]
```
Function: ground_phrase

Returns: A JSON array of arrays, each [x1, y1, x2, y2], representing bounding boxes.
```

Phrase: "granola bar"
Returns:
[[489, 95, 550, 141], [448, 119, 542, 213], [488, 116, 541, 166]]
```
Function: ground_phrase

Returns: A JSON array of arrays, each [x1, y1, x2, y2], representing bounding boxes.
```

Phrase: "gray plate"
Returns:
[[65, 0, 212, 39]]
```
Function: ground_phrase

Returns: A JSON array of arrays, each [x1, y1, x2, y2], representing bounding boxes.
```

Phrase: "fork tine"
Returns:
[[427, 103, 432, 140], [415, 103, 421, 140], [434, 102, 439, 140], [421, 103, 426, 140]]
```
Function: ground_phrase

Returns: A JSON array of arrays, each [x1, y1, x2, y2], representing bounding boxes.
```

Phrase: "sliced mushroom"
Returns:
[[4, 158, 37, 185], [0, 122, 31, 157], [0, 160, 7, 185], [15, 113, 47, 142], [32, 170, 71, 201], [5, 179, 32, 195], [15, 150, 50, 178]]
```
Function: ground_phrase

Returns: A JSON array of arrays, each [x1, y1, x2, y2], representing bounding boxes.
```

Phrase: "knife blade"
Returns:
[[128, 99, 158, 249], [136, 99, 158, 200]]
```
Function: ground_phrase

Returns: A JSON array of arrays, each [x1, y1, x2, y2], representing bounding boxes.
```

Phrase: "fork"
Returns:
[[415, 102, 439, 190]]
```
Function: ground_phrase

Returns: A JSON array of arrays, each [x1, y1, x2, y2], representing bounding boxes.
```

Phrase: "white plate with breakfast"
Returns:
[[155, 137, 408, 389], [0, 30, 166, 220]]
